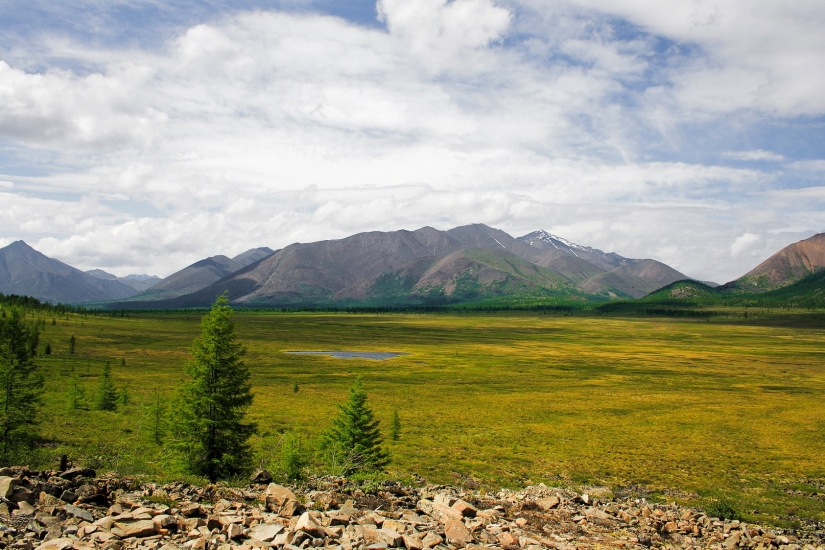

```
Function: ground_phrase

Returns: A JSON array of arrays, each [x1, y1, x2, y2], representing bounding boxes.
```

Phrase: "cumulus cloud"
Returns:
[[0, 0, 822, 282], [730, 233, 761, 258], [560, 0, 825, 117]]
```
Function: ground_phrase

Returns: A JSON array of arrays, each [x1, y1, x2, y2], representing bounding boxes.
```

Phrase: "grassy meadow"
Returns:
[[22, 309, 825, 525]]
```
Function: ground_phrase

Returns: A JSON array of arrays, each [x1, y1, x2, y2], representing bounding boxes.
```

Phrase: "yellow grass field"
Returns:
[[29, 310, 825, 525]]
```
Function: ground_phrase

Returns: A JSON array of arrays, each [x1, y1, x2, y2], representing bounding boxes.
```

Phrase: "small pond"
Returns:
[[284, 351, 406, 360]]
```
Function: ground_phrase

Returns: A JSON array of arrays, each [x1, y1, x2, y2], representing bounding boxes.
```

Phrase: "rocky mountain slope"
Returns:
[[0, 241, 137, 304], [0, 467, 820, 550], [129, 224, 688, 308], [723, 233, 825, 292], [85, 270, 161, 293], [129, 247, 275, 301]]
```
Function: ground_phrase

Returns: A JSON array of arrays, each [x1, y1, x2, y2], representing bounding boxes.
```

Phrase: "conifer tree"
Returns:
[[390, 410, 401, 442], [67, 372, 86, 410], [0, 308, 44, 457], [95, 362, 118, 411], [167, 293, 256, 481], [321, 378, 389, 474]]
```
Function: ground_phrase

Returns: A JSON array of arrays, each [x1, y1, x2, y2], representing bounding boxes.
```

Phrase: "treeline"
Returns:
[[0, 293, 86, 314], [596, 303, 720, 317], [108, 303, 583, 315]]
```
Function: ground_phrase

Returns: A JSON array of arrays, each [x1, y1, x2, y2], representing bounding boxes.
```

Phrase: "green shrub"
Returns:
[[705, 499, 741, 521], [280, 429, 307, 481]]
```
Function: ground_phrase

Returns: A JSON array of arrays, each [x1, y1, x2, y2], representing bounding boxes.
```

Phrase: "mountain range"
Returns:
[[85, 270, 161, 292], [2, 225, 823, 308], [111, 224, 694, 308], [0, 241, 138, 304]]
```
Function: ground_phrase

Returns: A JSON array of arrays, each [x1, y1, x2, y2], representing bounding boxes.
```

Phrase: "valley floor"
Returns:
[[24, 310, 825, 526]]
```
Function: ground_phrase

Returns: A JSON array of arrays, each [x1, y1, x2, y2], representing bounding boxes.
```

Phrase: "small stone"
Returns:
[[514, 518, 528, 528], [226, 523, 244, 539], [0, 477, 19, 499], [725, 531, 742, 550], [10, 487, 34, 505], [497, 532, 518, 547], [153, 515, 176, 530], [416, 500, 463, 524], [93, 516, 116, 530], [114, 519, 157, 538], [58, 468, 96, 480], [251, 470, 273, 484], [248, 523, 283, 542], [535, 497, 560, 511], [403, 535, 424, 550], [295, 512, 325, 538], [381, 520, 406, 534], [444, 520, 473, 545], [450, 501, 477, 518], [265, 485, 298, 510], [280, 500, 305, 517], [179, 503, 202, 517], [58, 491, 77, 504], [376, 529, 403, 547], [433, 495, 456, 507], [15, 502, 35, 516], [34, 539, 74, 550], [421, 532, 443, 548], [64, 504, 94, 523]]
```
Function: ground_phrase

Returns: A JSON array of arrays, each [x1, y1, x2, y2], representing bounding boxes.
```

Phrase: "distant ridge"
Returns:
[[722, 233, 825, 292], [116, 224, 691, 308], [85, 269, 161, 292], [0, 241, 137, 303], [128, 247, 275, 301]]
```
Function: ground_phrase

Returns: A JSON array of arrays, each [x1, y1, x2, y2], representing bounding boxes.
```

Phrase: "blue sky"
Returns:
[[0, 0, 823, 282]]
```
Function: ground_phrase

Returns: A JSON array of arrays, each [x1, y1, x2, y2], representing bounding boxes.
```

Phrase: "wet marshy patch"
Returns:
[[284, 351, 407, 360]]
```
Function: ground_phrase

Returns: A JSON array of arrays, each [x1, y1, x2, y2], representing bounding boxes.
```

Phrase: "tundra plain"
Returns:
[[30, 310, 825, 526]]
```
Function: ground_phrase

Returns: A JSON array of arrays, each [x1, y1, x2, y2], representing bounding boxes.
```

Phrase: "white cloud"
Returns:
[[789, 160, 825, 172], [0, 181, 13, 189], [723, 150, 785, 162], [558, 0, 825, 117], [730, 232, 761, 258]]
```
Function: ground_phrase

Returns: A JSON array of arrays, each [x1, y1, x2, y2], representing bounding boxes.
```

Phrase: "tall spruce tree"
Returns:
[[95, 362, 118, 411], [321, 378, 389, 474], [0, 308, 44, 458], [167, 293, 256, 481]]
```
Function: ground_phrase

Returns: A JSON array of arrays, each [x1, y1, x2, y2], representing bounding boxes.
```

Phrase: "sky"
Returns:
[[0, 0, 823, 283]]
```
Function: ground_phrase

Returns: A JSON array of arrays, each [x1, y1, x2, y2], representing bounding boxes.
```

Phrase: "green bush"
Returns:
[[705, 499, 741, 521], [279, 429, 307, 481]]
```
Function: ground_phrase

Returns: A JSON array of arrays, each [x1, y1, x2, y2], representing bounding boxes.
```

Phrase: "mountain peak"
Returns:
[[520, 230, 589, 253], [4, 240, 36, 251]]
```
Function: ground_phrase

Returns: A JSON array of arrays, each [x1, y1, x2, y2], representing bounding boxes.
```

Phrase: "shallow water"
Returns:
[[284, 351, 406, 360]]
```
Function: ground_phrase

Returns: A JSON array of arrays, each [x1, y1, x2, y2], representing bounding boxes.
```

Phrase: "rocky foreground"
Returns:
[[0, 467, 823, 550]]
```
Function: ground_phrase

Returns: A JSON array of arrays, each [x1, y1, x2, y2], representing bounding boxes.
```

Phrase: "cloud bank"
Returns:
[[0, 0, 823, 282]]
